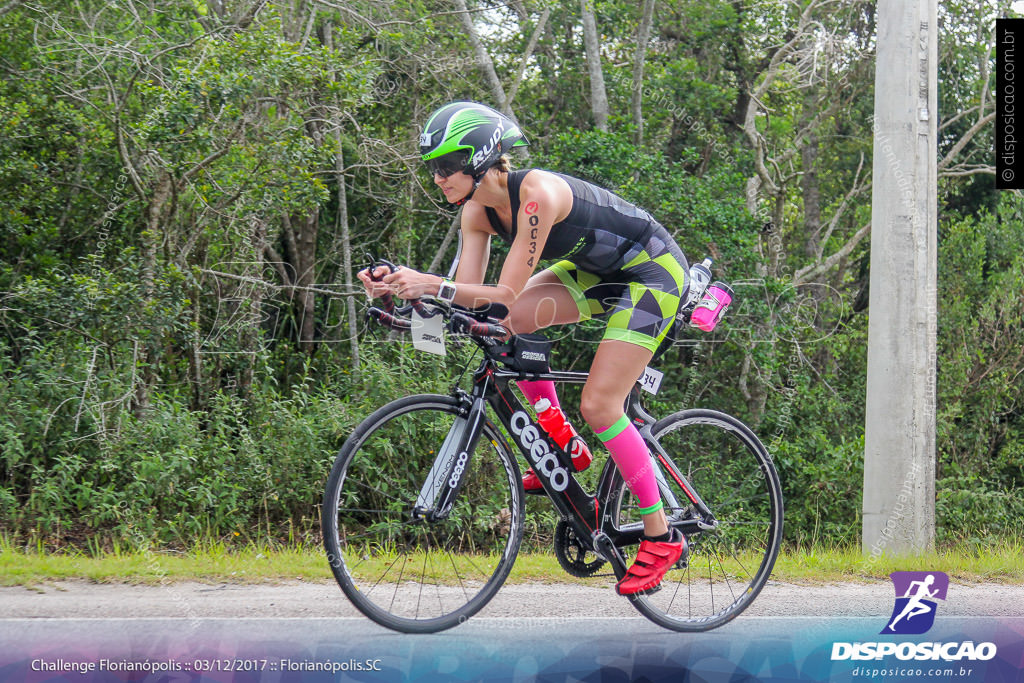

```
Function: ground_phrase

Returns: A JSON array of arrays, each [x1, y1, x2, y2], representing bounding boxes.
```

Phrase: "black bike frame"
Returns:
[[432, 352, 720, 574]]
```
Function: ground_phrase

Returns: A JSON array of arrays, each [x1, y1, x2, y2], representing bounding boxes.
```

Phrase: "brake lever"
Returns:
[[366, 259, 401, 314]]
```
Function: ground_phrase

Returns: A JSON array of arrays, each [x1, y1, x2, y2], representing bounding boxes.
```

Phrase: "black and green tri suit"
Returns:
[[485, 169, 690, 353]]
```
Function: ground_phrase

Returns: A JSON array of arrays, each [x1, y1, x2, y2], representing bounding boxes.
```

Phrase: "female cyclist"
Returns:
[[358, 101, 690, 595]]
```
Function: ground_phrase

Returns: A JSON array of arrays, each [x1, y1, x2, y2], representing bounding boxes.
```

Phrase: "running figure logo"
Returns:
[[881, 571, 949, 635]]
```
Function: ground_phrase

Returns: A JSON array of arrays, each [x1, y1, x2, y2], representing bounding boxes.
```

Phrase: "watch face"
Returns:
[[439, 283, 456, 301]]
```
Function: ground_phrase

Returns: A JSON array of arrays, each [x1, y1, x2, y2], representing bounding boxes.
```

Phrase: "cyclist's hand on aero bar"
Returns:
[[358, 264, 399, 299], [381, 267, 443, 301]]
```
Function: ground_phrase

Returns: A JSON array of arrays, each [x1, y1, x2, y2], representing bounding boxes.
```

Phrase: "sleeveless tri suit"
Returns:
[[484, 169, 690, 353]]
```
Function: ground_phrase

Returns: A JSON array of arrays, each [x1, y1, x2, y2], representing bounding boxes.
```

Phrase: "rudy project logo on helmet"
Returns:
[[882, 571, 949, 635], [470, 122, 504, 169]]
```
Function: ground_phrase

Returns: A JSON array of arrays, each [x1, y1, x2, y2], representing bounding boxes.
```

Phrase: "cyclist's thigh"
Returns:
[[580, 339, 654, 429], [506, 268, 581, 334]]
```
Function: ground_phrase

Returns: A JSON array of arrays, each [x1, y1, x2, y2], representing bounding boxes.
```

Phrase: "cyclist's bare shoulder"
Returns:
[[518, 170, 572, 222]]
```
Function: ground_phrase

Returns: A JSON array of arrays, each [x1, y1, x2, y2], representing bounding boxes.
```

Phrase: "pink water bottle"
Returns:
[[691, 281, 734, 332]]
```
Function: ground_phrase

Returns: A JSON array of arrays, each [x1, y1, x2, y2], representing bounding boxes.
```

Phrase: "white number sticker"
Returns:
[[411, 306, 446, 356], [639, 366, 664, 395]]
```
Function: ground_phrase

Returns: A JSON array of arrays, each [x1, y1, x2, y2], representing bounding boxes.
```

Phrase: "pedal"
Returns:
[[591, 531, 628, 580]]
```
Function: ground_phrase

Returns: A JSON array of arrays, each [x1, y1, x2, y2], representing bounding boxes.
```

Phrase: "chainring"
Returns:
[[553, 520, 607, 578]]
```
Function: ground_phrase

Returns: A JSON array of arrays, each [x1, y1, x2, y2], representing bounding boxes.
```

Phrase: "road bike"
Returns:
[[322, 267, 783, 633]]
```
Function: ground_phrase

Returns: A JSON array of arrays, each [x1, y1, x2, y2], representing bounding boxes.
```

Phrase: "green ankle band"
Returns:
[[596, 414, 630, 443], [637, 500, 664, 515]]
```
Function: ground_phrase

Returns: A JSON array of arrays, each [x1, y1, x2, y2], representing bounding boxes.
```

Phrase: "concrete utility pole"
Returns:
[[862, 0, 938, 556]]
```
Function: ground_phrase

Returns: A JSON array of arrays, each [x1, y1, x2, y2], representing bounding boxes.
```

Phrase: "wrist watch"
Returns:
[[437, 278, 457, 304]]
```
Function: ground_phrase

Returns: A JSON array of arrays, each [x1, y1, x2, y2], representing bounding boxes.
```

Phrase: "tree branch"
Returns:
[[794, 222, 871, 285], [310, 0, 514, 31], [505, 7, 550, 113], [453, 0, 511, 115], [580, 0, 609, 131], [0, 0, 24, 17], [202, 268, 358, 298], [937, 112, 995, 171], [938, 166, 996, 178], [228, 0, 268, 31], [817, 152, 869, 262], [631, 0, 656, 144]]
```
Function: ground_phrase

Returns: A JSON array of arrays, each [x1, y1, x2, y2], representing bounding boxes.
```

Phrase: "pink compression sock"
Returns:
[[517, 380, 560, 410], [596, 415, 661, 512]]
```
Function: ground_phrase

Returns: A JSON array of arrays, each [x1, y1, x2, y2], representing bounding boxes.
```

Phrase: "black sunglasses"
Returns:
[[424, 151, 470, 178]]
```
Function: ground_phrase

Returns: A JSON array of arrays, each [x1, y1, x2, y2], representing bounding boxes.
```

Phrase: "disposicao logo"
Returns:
[[831, 570, 997, 663], [882, 571, 948, 635]]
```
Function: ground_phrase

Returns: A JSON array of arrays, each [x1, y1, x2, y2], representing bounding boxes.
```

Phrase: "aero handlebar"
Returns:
[[365, 261, 508, 340]]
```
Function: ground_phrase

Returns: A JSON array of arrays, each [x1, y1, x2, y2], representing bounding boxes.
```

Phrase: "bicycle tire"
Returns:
[[610, 408, 784, 631], [322, 394, 524, 633]]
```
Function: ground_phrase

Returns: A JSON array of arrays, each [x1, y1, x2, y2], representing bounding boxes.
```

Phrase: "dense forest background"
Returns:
[[1, 0, 1020, 551]]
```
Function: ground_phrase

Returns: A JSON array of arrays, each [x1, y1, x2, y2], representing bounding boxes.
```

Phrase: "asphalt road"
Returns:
[[2, 582, 1022, 682], [2, 579, 1023, 619]]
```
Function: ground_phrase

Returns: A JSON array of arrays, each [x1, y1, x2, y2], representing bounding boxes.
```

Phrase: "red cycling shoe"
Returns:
[[615, 529, 687, 596]]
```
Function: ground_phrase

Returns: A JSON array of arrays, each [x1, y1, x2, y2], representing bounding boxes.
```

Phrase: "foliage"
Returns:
[[0, 0, 1017, 551]]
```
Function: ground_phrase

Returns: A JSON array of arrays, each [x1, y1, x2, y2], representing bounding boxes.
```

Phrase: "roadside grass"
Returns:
[[2, 535, 1022, 587]]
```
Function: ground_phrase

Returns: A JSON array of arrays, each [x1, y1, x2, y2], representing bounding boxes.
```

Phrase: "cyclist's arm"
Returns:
[[362, 205, 491, 299], [379, 173, 569, 307], [453, 201, 492, 285], [441, 174, 567, 309]]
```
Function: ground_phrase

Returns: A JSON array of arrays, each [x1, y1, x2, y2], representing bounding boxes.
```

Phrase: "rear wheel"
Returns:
[[322, 394, 524, 633], [610, 409, 783, 631]]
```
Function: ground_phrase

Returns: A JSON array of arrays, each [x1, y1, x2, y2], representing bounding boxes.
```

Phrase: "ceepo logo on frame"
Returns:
[[831, 572, 998, 663]]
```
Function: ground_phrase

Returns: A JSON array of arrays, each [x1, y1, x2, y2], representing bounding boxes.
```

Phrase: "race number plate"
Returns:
[[412, 306, 446, 356], [639, 366, 663, 395]]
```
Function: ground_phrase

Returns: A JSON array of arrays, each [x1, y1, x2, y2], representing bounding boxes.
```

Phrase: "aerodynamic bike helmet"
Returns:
[[419, 101, 529, 203]]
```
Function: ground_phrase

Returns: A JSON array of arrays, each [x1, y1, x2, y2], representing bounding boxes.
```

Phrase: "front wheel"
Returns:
[[610, 408, 784, 631], [322, 394, 524, 633]]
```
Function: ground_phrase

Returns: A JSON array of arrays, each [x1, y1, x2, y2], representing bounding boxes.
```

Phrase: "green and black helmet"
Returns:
[[419, 101, 529, 181]]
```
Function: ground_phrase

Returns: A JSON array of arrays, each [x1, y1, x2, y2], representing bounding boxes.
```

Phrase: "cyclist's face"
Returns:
[[434, 167, 473, 202]]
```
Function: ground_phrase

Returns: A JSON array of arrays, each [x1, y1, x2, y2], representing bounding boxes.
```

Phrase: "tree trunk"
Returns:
[[324, 19, 359, 372], [801, 89, 822, 258], [280, 210, 318, 353], [240, 218, 266, 398], [133, 172, 172, 419], [428, 209, 463, 275], [580, 0, 609, 131], [296, 211, 318, 353], [454, 0, 511, 115], [334, 124, 360, 372], [188, 265, 204, 410], [630, 0, 656, 143], [506, 7, 550, 116]]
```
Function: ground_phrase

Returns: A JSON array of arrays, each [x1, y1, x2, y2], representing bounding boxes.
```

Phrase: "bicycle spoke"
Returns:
[[323, 396, 523, 632], [447, 547, 472, 604], [344, 470, 407, 503], [416, 549, 428, 620], [709, 540, 738, 605], [666, 565, 685, 614], [706, 550, 715, 615], [616, 409, 782, 631], [388, 555, 407, 614], [366, 551, 405, 599]]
